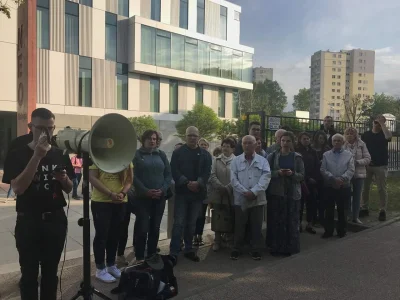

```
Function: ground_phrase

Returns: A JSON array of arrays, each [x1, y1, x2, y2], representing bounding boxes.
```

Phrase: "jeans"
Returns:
[[324, 187, 351, 235], [135, 197, 166, 259], [91, 201, 126, 269], [195, 204, 208, 236], [350, 178, 364, 221], [362, 166, 388, 211], [233, 205, 264, 252], [15, 210, 67, 300], [117, 203, 132, 257], [169, 194, 203, 256], [72, 173, 82, 197]]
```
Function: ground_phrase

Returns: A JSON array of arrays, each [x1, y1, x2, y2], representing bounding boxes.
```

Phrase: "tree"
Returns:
[[364, 93, 400, 120], [0, 0, 22, 18], [341, 94, 374, 125], [216, 119, 238, 140], [239, 80, 287, 116], [293, 88, 311, 111], [175, 104, 221, 141], [128, 115, 158, 142]]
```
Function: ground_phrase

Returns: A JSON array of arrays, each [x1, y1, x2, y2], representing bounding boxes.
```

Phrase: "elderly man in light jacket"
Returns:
[[321, 133, 355, 239], [230, 135, 271, 261]]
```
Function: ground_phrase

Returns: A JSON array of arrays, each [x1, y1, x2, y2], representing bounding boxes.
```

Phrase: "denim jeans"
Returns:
[[91, 201, 126, 269], [195, 204, 208, 235], [134, 197, 166, 260], [15, 210, 67, 300], [169, 194, 203, 256], [350, 178, 364, 221], [72, 173, 82, 197]]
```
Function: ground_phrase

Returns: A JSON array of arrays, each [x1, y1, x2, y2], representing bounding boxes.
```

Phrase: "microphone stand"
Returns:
[[70, 151, 111, 300]]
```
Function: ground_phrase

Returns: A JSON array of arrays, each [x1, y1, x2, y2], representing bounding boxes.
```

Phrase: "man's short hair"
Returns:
[[31, 108, 55, 120], [332, 133, 344, 142], [249, 121, 261, 128]]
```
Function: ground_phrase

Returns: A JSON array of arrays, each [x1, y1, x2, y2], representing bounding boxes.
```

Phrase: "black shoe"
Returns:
[[337, 232, 347, 238], [168, 255, 178, 266], [379, 210, 386, 221], [184, 252, 200, 262], [198, 235, 205, 246], [230, 250, 240, 260], [306, 226, 317, 234], [322, 232, 333, 239], [250, 251, 262, 261]]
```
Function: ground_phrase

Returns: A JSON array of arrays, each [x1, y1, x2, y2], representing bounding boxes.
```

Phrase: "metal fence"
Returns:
[[244, 111, 400, 171]]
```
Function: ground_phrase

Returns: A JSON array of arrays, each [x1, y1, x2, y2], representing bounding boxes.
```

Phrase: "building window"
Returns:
[[156, 30, 171, 68], [337, 75, 341, 79], [338, 61, 342, 65], [220, 6, 227, 40], [332, 68, 336, 71], [105, 12, 117, 61], [171, 33, 185, 71], [118, 0, 129, 17], [141, 26, 156, 65], [336, 102, 340, 105], [337, 89, 340, 92], [185, 38, 198, 73], [79, 56, 92, 107], [80, 0, 92, 6], [197, 0, 205, 34], [333, 54, 336, 58], [337, 96, 340, 100], [234, 11, 240, 21], [232, 90, 240, 118], [363, 87, 367, 91], [333, 61, 336, 65], [331, 96, 335, 99], [232, 50, 242, 80], [332, 82, 336, 86], [169, 80, 178, 114], [221, 48, 232, 79], [242, 53, 253, 83], [358, 80, 362, 83], [337, 82, 340, 86], [332, 89, 335, 92], [210, 44, 222, 77], [151, 0, 161, 21], [65, 1, 79, 55], [338, 68, 341, 71], [116, 63, 128, 110], [150, 77, 160, 112], [358, 87, 362, 90], [195, 84, 203, 104], [332, 75, 336, 78], [37, 0, 50, 49], [218, 88, 225, 117], [179, 0, 188, 29], [338, 54, 342, 58]]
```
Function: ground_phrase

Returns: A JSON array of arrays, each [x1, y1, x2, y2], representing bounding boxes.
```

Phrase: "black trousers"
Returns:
[[300, 183, 317, 224], [194, 204, 208, 236], [91, 201, 126, 269], [316, 181, 326, 225], [324, 187, 351, 235], [15, 210, 67, 300], [117, 202, 132, 256]]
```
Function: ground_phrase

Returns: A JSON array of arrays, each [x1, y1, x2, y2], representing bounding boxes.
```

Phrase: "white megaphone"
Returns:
[[54, 113, 137, 173]]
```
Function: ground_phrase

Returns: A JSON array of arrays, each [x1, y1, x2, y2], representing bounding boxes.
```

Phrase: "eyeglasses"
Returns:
[[31, 124, 55, 132], [187, 134, 199, 138]]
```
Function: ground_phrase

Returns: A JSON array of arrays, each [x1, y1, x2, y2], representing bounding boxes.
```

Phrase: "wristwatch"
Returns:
[[120, 191, 127, 198]]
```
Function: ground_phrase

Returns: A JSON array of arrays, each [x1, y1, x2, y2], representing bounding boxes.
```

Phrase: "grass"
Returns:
[[367, 177, 400, 212]]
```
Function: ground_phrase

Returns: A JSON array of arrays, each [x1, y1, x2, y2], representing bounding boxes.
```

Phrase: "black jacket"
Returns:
[[170, 144, 212, 199], [295, 144, 321, 182], [319, 124, 336, 147]]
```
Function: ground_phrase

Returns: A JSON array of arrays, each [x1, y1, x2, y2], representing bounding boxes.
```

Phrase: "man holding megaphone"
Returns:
[[2, 108, 75, 300]]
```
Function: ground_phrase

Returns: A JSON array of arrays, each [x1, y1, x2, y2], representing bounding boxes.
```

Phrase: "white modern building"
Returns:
[[0, 0, 254, 164]]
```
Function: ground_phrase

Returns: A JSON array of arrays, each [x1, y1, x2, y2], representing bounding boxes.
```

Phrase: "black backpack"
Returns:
[[111, 255, 178, 300]]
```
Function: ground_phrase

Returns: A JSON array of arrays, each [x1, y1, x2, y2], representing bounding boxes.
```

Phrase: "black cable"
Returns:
[[59, 192, 71, 300]]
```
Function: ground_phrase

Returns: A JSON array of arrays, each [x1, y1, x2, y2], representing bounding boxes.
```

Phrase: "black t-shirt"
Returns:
[[362, 130, 390, 166], [3, 145, 75, 212]]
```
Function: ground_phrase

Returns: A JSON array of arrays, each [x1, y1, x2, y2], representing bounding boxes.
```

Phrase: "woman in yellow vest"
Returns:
[[89, 162, 133, 283]]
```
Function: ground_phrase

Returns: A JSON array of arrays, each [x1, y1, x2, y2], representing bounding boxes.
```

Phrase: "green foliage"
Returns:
[[364, 93, 400, 120], [0, 0, 22, 18], [128, 115, 158, 142], [293, 88, 311, 111], [216, 119, 238, 140], [239, 80, 287, 116], [281, 111, 296, 117], [235, 114, 261, 137], [175, 104, 221, 141], [341, 94, 374, 125]]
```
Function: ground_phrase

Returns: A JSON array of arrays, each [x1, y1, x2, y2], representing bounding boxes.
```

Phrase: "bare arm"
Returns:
[[89, 169, 113, 197], [11, 155, 42, 195], [381, 123, 392, 140], [121, 167, 133, 194]]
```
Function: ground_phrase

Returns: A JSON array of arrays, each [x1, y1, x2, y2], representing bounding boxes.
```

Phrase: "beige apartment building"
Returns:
[[0, 0, 254, 166], [310, 49, 375, 120]]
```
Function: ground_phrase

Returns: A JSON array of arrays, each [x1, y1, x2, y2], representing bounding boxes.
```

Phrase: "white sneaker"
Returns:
[[354, 218, 363, 224], [106, 265, 121, 279], [95, 269, 116, 283]]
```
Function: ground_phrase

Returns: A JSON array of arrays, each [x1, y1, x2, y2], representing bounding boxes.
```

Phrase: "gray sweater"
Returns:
[[320, 148, 355, 187], [133, 148, 172, 197]]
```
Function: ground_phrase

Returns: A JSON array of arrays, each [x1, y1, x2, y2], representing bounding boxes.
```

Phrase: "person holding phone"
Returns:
[[70, 154, 83, 199], [89, 161, 133, 283], [2, 108, 75, 300], [267, 131, 305, 256]]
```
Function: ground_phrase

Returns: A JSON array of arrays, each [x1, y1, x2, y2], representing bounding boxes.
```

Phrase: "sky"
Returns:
[[229, 0, 400, 110]]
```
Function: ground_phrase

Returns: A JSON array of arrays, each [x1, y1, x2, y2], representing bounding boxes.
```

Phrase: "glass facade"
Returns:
[[151, 0, 161, 21], [37, 0, 49, 49], [79, 56, 92, 107], [150, 77, 160, 112], [116, 63, 128, 110], [220, 6, 227, 40], [141, 26, 253, 83], [65, 1, 79, 55], [197, 0, 205, 34], [169, 80, 178, 114], [179, 0, 188, 29], [232, 90, 240, 118], [218, 88, 226, 117], [118, 0, 129, 17], [105, 13, 117, 61], [195, 84, 203, 104], [80, 0, 92, 7]]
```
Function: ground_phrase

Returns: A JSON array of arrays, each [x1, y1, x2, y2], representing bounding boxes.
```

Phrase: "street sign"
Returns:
[[268, 117, 281, 130]]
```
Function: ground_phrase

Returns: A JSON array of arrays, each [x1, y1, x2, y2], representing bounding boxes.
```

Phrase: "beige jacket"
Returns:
[[208, 155, 234, 206], [343, 138, 371, 179]]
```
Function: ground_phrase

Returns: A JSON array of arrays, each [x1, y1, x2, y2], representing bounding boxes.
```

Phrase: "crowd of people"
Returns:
[[2, 108, 393, 298]]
